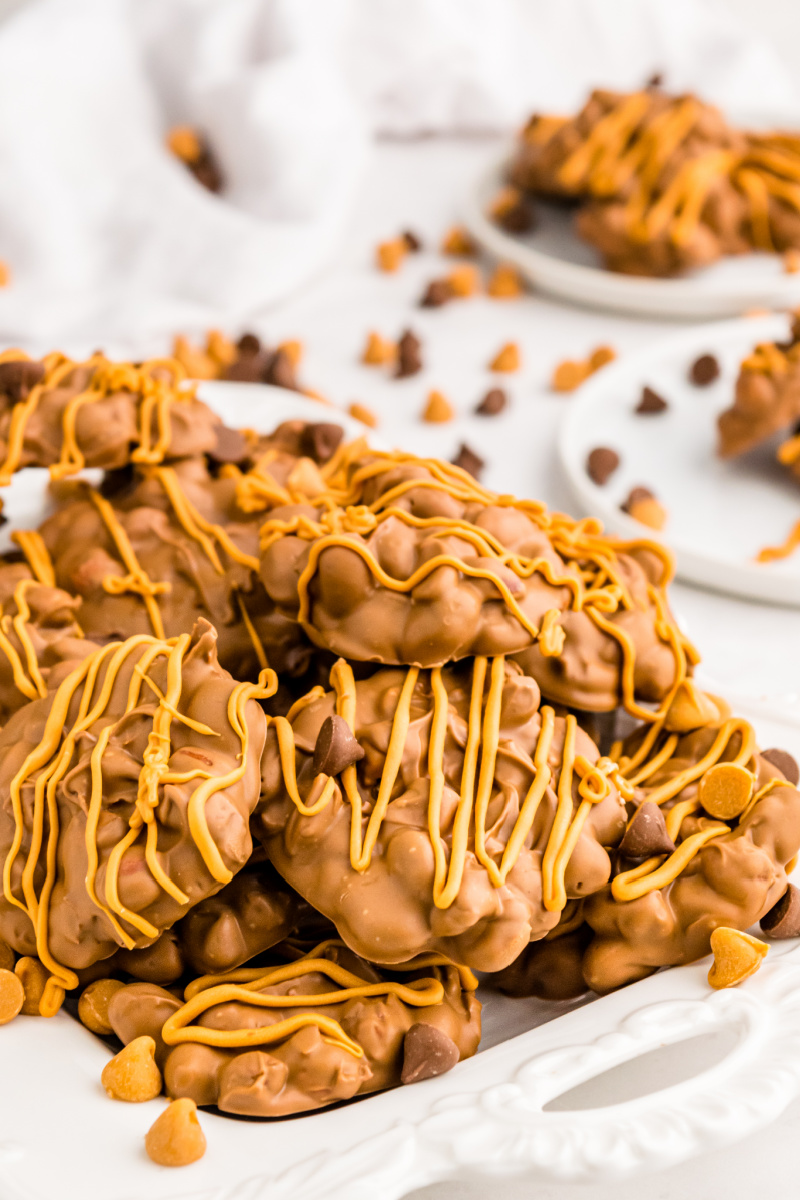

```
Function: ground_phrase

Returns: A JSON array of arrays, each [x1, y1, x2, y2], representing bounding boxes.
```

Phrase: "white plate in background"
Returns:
[[558, 313, 800, 606], [464, 161, 800, 320]]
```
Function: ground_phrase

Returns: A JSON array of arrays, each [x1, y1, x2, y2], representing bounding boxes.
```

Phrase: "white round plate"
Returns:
[[558, 313, 800, 606], [464, 160, 800, 320]]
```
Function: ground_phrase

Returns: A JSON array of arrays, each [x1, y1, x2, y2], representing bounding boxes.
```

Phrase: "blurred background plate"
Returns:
[[465, 161, 800, 320], [558, 312, 800, 606]]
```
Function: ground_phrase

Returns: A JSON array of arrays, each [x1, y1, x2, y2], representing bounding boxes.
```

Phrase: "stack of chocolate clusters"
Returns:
[[0, 350, 797, 1152]]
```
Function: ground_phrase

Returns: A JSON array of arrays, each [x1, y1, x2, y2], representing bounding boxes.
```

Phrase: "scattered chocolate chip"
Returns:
[[395, 329, 423, 378], [401, 1024, 460, 1085], [761, 748, 800, 786], [761, 883, 800, 939], [0, 358, 45, 402], [689, 353, 720, 386], [263, 348, 297, 391], [402, 230, 422, 252], [188, 143, 224, 194], [621, 485, 655, 512], [496, 200, 536, 235], [619, 801, 676, 859], [420, 279, 453, 308], [312, 714, 365, 778], [300, 422, 344, 465], [476, 387, 507, 416], [237, 332, 262, 356], [451, 443, 485, 479], [647, 71, 664, 88], [586, 446, 620, 486], [210, 424, 249, 464], [636, 385, 668, 415]]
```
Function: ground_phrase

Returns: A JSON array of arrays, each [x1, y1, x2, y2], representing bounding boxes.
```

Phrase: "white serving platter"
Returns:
[[558, 313, 800, 607], [1, 386, 800, 1200], [464, 160, 800, 320]]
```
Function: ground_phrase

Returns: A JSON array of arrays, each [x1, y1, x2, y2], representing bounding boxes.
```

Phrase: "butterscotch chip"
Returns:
[[205, 330, 237, 369], [785, 249, 800, 275], [0, 939, 13, 972], [487, 263, 523, 298], [146, 1098, 206, 1167], [699, 762, 754, 820], [490, 343, 520, 373], [488, 186, 523, 219], [664, 680, 720, 733], [166, 126, 202, 164], [79, 979, 126, 1037], [589, 345, 616, 371], [302, 387, 333, 407], [362, 332, 396, 366], [0, 261, 11, 288], [420, 279, 453, 307], [619, 801, 675, 859], [621, 486, 667, 531], [447, 265, 480, 298], [636, 385, 668, 414], [401, 1024, 460, 1084], [761, 884, 800, 938], [451, 443, 485, 479], [312, 715, 365, 777], [689, 353, 720, 386], [708, 927, 768, 989], [276, 339, 303, 367], [761, 748, 799, 786], [15, 956, 48, 1016], [0, 969, 24, 1025], [171, 335, 217, 381], [422, 390, 454, 423], [441, 226, 477, 256], [376, 238, 407, 273], [348, 402, 378, 428], [102, 1035, 162, 1103], [586, 447, 619, 486], [476, 387, 507, 415], [551, 359, 591, 392], [402, 230, 422, 252]]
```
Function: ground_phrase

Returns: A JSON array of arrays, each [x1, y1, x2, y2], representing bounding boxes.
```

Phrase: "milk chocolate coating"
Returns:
[[486, 920, 591, 1001], [718, 341, 800, 458], [0, 621, 267, 969], [257, 451, 680, 710], [583, 728, 800, 993], [256, 660, 625, 972]]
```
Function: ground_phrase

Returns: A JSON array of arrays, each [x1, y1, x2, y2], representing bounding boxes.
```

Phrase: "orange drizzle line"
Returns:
[[1, 634, 275, 1011], [0, 579, 51, 703], [86, 487, 169, 639], [164, 941, 477, 1057], [11, 531, 56, 588]]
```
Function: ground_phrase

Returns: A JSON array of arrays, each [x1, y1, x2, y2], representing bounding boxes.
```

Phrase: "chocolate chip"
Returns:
[[647, 71, 664, 88], [636, 385, 668, 414], [761, 748, 800, 786], [402, 230, 422, 252], [300, 423, 344, 465], [475, 387, 507, 416], [621, 485, 655, 512], [395, 330, 423, 379], [401, 1023, 460, 1085], [420, 279, 453, 308], [618, 801, 675, 859], [189, 147, 224, 194], [451, 443, 484, 479], [263, 348, 297, 391], [210, 425, 249, 464], [0, 358, 45, 402], [586, 447, 620, 486], [496, 201, 536, 235], [689, 354, 720, 386], [760, 883, 800, 938], [237, 332, 262, 356], [312, 715, 365, 778]]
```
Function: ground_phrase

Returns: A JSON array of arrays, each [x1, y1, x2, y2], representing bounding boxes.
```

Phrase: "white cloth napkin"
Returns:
[[0, 0, 797, 352]]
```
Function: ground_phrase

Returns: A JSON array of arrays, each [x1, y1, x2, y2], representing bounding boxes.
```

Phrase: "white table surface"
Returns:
[[233, 136, 800, 1198]]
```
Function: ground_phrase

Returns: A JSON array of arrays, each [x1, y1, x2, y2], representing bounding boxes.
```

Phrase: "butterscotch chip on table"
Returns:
[[621, 486, 667, 531], [552, 359, 591, 392], [761, 883, 800, 938], [348, 401, 378, 428], [490, 342, 520, 372], [0, 968, 24, 1025], [422, 390, 454, 422], [166, 126, 202, 164], [145, 1098, 206, 1167], [441, 226, 478, 256], [586, 446, 619, 485], [636, 385, 668, 414], [362, 331, 396, 366], [476, 387, 507, 415], [79, 978, 126, 1036], [487, 263, 524, 298], [708, 927, 768, 989], [447, 264, 480, 297], [0, 261, 11, 288], [451, 443, 484, 479], [589, 345, 616, 370], [276, 339, 303, 367], [102, 1035, 162, 1103], [762, 748, 800, 786], [689, 353, 720, 386], [420, 278, 454, 307], [376, 238, 407, 272], [785, 249, 800, 274], [699, 762, 754, 820]]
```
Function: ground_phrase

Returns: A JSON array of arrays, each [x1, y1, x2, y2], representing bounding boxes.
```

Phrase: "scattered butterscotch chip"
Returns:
[[361, 331, 396, 366], [312, 714, 365, 777], [708, 927, 768, 989], [476, 387, 507, 416], [586, 447, 620, 486], [79, 978, 126, 1037], [761, 748, 800, 786], [551, 359, 591, 392], [441, 226, 478, 256], [376, 238, 407, 273], [689, 353, 720, 386], [166, 126, 202, 164], [489, 186, 535, 234], [589, 345, 616, 371], [699, 762, 754, 820], [420, 279, 453, 307], [447, 264, 480, 298], [761, 884, 800, 939], [0, 968, 24, 1026], [0, 261, 11, 288], [621, 486, 667, 531], [276, 339, 303, 368], [14, 956, 48, 1015], [785, 249, 800, 274], [102, 1035, 162, 1103], [490, 342, 520, 373], [0, 938, 13, 972], [636, 385, 668, 414], [402, 230, 423, 252], [422, 390, 454, 423], [401, 1024, 460, 1084], [619, 801, 675, 859], [145, 1098, 207, 1168], [396, 329, 423, 378], [451, 443, 485, 479], [348, 402, 378, 428], [487, 263, 524, 299]]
